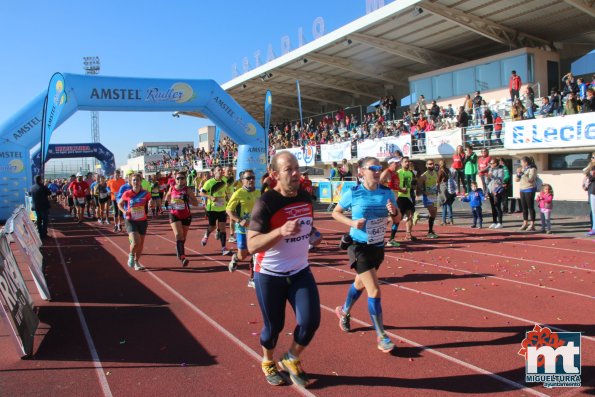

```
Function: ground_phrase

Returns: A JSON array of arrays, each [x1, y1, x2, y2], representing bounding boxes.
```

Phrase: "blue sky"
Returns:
[[0, 0, 381, 167]]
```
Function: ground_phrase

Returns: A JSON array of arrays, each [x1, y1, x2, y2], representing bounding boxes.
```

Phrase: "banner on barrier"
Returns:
[[0, 234, 39, 357], [320, 141, 352, 163], [10, 209, 50, 300], [426, 128, 462, 156], [504, 113, 595, 149], [316, 181, 332, 203], [276, 146, 316, 167], [331, 181, 357, 203], [357, 135, 411, 159]]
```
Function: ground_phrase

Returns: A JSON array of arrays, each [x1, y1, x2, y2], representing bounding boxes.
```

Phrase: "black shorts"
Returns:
[[206, 210, 227, 226], [169, 213, 192, 226], [99, 196, 110, 204], [348, 243, 385, 274], [125, 219, 148, 235], [67, 196, 74, 207], [112, 200, 123, 217], [74, 197, 86, 207], [158, 192, 164, 200], [85, 195, 93, 203], [397, 197, 415, 215]]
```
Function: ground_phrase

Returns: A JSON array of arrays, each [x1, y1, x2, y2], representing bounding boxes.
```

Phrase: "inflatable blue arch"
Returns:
[[31, 143, 116, 179], [0, 74, 267, 221]]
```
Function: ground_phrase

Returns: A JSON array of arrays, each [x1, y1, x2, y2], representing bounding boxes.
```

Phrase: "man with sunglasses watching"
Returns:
[[226, 169, 260, 287]]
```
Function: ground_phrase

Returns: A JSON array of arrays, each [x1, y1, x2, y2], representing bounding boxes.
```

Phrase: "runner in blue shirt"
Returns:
[[332, 156, 401, 353]]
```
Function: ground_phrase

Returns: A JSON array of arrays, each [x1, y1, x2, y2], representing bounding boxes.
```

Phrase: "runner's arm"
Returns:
[[247, 219, 301, 254], [186, 189, 199, 207]]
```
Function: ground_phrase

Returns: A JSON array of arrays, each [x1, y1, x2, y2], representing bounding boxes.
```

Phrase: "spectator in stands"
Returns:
[[463, 94, 473, 116], [583, 88, 595, 112], [539, 97, 554, 117], [446, 104, 455, 118], [511, 98, 526, 121], [416, 95, 427, 116], [483, 108, 494, 144], [340, 159, 352, 180], [330, 162, 341, 181], [525, 86, 535, 119], [493, 113, 503, 145], [561, 72, 578, 97], [563, 91, 578, 115], [472, 91, 483, 124], [429, 100, 440, 121], [456, 106, 469, 128], [577, 78, 587, 106], [550, 90, 562, 116], [509, 70, 522, 103]]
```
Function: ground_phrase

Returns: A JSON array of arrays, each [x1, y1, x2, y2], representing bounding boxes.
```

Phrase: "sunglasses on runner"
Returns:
[[243, 176, 255, 180], [176, 177, 185, 180], [364, 165, 383, 172]]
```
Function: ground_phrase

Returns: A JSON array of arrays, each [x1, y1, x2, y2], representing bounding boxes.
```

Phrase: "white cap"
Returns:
[[76, 172, 83, 177], [387, 157, 401, 164]]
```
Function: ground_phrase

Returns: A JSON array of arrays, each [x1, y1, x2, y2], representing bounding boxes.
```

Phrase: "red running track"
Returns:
[[1, 208, 593, 396]]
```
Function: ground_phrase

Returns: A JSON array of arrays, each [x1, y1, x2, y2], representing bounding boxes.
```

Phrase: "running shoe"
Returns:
[[426, 232, 439, 239], [404, 234, 418, 241], [247, 278, 255, 288], [228, 257, 238, 272], [222, 248, 232, 256], [528, 226, 536, 232], [335, 306, 351, 332], [134, 262, 145, 271], [228, 236, 236, 243], [98, 218, 103, 224], [261, 360, 284, 386], [377, 334, 395, 353], [278, 353, 309, 388], [587, 229, 595, 236], [412, 211, 420, 225], [494, 223, 503, 229], [470, 225, 477, 228], [181, 256, 189, 268], [201, 235, 208, 247], [546, 230, 552, 234], [519, 224, 528, 231], [385, 239, 400, 248], [127, 254, 135, 268], [489, 223, 496, 229]]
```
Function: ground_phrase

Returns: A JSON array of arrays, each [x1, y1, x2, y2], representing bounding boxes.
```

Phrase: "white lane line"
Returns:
[[150, 233, 551, 394], [499, 240, 595, 255], [320, 303, 548, 397], [316, 225, 594, 273], [385, 254, 594, 299], [96, 229, 315, 397], [53, 233, 113, 397], [312, 260, 595, 343]]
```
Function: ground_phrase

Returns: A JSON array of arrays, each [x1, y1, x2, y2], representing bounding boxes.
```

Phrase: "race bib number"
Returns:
[[214, 197, 225, 206], [366, 217, 386, 245], [171, 199, 185, 210], [99, 192, 108, 199], [76, 197, 85, 204], [130, 206, 145, 220]]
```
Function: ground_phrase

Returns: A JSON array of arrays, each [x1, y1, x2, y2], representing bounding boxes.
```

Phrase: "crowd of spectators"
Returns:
[[140, 72, 594, 173]]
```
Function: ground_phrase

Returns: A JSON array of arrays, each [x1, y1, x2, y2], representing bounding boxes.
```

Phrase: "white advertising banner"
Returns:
[[426, 128, 463, 156], [504, 113, 595, 150], [357, 135, 412, 159], [320, 141, 352, 163], [275, 145, 316, 167]]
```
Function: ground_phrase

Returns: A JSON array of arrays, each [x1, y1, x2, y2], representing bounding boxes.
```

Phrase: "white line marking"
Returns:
[[95, 228, 316, 397], [321, 303, 549, 397], [386, 254, 594, 299], [312, 261, 595, 343], [53, 234, 113, 397], [150, 233, 554, 392]]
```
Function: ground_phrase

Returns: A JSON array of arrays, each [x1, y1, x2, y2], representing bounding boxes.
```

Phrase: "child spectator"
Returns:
[[461, 181, 485, 228], [535, 184, 554, 234]]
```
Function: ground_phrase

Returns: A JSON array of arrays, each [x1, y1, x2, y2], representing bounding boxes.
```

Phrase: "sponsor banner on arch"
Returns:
[[426, 128, 463, 156], [357, 135, 412, 159], [275, 146, 316, 167], [504, 113, 595, 150], [320, 141, 352, 163]]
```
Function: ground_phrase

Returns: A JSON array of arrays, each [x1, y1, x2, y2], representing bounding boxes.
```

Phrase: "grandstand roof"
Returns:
[[220, 0, 595, 124]]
